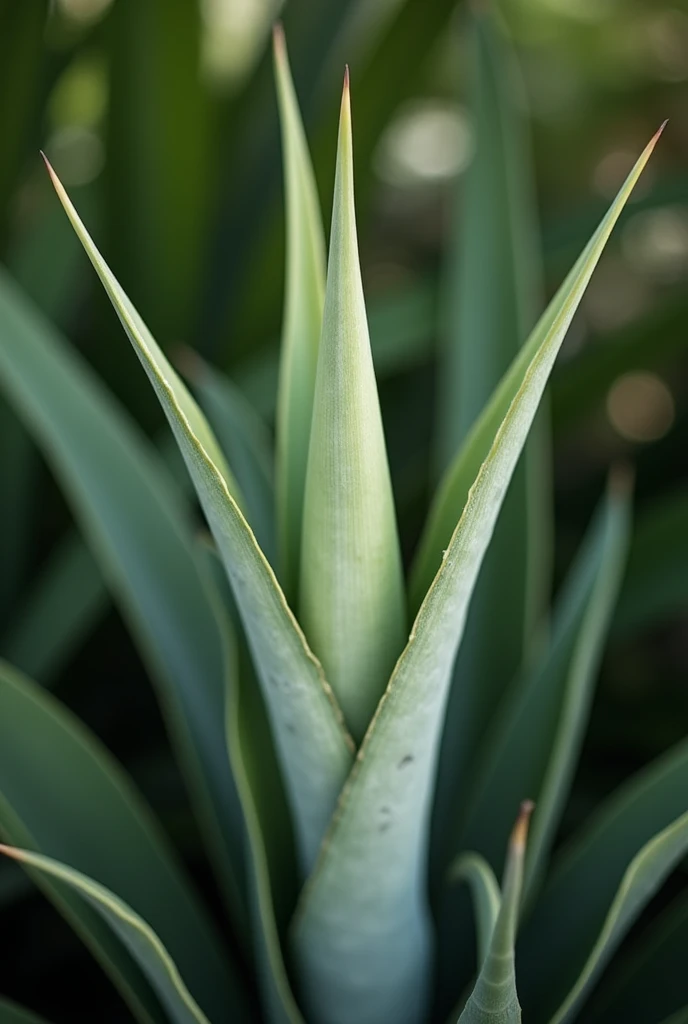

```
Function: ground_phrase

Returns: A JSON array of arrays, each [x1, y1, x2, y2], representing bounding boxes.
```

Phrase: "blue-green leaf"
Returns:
[[458, 803, 533, 1024], [460, 472, 631, 891], [518, 737, 688, 1022], [43, 160, 354, 874], [0, 268, 246, 927], [449, 854, 500, 967], [431, 0, 550, 897], [181, 349, 276, 566], [195, 540, 304, 1024], [292, 129, 662, 1024], [273, 25, 326, 600], [585, 892, 688, 1024], [547, 809, 688, 1024], [0, 846, 216, 1024], [299, 72, 406, 742], [0, 659, 245, 1023]]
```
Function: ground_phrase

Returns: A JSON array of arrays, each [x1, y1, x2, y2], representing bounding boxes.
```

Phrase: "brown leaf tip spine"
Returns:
[[651, 119, 669, 148], [511, 799, 535, 852], [272, 21, 285, 54]]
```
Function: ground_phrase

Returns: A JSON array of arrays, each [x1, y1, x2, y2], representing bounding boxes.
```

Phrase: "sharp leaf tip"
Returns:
[[511, 799, 535, 851]]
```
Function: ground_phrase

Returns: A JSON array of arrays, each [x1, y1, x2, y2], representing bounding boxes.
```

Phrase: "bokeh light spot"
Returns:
[[622, 207, 688, 282], [375, 101, 473, 188], [606, 371, 675, 443]]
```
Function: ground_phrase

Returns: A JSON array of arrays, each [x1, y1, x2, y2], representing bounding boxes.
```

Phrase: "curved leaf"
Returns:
[[300, 73, 406, 742], [0, 269, 246, 925], [195, 540, 304, 1024], [449, 853, 500, 966], [273, 25, 326, 600], [460, 473, 631, 889], [458, 803, 533, 1024], [0, 847, 214, 1024], [43, 160, 354, 874], [181, 349, 276, 566], [548, 809, 688, 1024], [0, 659, 245, 1023], [431, 0, 550, 900], [518, 738, 688, 1022], [410, 125, 665, 612], [292, 130, 661, 1024], [586, 892, 688, 1024], [0, 998, 51, 1024]]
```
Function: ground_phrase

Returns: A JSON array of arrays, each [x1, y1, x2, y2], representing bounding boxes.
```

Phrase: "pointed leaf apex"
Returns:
[[646, 120, 668, 154], [510, 799, 535, 854], [40, 151, 57, 183], [272, 21, 285, 56], [41, 153, 70, 209], [341, 66, 351, 120]]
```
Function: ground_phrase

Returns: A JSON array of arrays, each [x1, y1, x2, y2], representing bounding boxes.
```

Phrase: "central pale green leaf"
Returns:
[[299, 72, 406, 743]]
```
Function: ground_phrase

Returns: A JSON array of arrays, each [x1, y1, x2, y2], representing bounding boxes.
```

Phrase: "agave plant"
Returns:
[[0, 13, 686, 1024]]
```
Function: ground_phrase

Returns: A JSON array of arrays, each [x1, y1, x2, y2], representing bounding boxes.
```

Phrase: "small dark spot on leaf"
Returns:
[[379, 821, 391, 833], [398, 754, 414, 769]]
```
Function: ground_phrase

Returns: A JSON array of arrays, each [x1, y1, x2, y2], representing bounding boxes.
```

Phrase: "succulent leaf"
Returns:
[[431, 0, 550, 907], [460, 471, 631, 891], [0, 846, 218, 1024], [299, 71, 406, 743], [181, 348, 276, 566], [458, 802, 533, 1024], [410, 125, 665, 612], [292, 129, 660, 1024], [196, 542, 305, 1024], [43, 160, 354, 873], [548, 808, 688, 1024], [0, 660, 244, 1023], [273, 25, 327, 602], [449, 853, 501, 966], [585, 891, 688, 1024], [518, 736, 688, 1020], [0, 269, 246, 924]]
